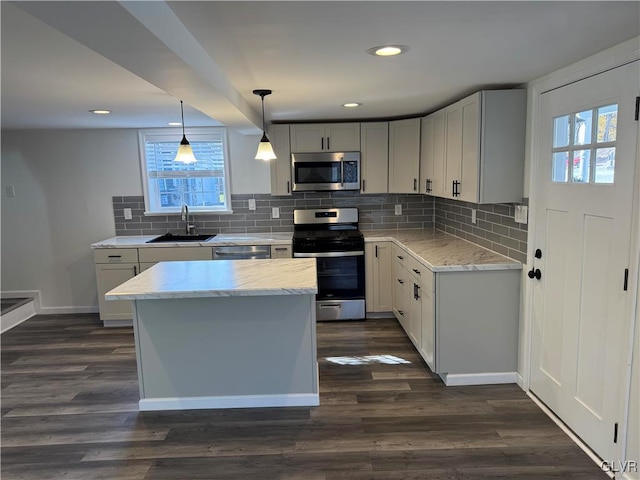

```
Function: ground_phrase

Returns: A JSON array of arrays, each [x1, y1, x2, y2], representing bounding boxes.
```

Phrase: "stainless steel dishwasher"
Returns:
[[212, 245, 271, 260]]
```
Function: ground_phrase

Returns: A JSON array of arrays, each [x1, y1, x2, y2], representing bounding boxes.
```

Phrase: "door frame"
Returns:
[[522, 36, 640, 469]]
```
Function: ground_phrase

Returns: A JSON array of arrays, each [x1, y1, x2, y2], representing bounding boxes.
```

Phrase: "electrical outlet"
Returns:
[[5, 185, 15, 197], [248, 199, 256, 211], [394, 204, 402, 215], [272, 207, 280, 219], [123, 208, 132, 220], [515, 205, 528, 224], [471, 209, 477, 224]]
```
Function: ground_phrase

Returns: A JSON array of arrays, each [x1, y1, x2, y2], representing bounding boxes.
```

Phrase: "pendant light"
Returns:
[[174, 100, 197, 164], [253, 89, 277, 161]]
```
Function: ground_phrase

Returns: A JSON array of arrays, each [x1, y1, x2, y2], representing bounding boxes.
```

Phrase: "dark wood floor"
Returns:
[[1, 314, 607, 479]]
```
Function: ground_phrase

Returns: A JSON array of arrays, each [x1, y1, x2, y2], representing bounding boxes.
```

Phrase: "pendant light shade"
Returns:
[[174, 100, 197, 164], [253, 89, 277, 161]]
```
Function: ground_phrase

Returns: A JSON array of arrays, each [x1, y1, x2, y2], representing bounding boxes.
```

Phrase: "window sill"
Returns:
[[144, 209, 234, 216]]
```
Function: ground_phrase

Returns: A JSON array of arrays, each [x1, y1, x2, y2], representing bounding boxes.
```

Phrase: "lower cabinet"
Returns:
[[94, 248, 140, 323], [365, 242, 393, 313], [391, 244, 520, 383]]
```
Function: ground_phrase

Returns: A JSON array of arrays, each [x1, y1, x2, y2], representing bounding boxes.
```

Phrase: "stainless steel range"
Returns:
[[293, 208, 365, 321]]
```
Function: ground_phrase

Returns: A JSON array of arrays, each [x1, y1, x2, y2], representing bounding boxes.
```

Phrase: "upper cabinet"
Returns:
[[420, 110, 446, 196], [290, 123, 360, 153], [360, 122, 389, 194], [268, 124, 292, 196], [388, 118, 421, 194], [444, 90, 526, 204]]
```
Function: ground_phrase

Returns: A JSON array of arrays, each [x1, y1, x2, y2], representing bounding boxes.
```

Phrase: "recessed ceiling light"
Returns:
[[167, 122, 182, 126], [367, 45, 409, 57], [343, 102, 362, 108], [89, 109, 111, 115]]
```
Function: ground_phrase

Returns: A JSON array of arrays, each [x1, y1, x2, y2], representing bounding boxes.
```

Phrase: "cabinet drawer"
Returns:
[[392, 243, 408, 267], [94, 248, 138, 264], [407, 254, 434, 291], [138, 247, 213, 263], [271, 245, 292, 258]]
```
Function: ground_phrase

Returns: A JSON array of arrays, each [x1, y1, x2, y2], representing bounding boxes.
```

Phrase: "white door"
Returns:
[[530, 61, 638, 460]]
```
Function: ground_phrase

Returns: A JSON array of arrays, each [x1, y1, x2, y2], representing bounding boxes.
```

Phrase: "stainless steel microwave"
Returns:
[[291, 152, 360, 192]]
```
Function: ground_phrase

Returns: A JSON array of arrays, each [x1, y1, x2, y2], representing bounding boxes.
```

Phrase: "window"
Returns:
[[551, 104, 617, 184], [138, 128, 232, 214]]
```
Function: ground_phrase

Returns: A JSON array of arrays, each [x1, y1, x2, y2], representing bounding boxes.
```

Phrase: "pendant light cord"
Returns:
[[260, 94, 266, 133], [180, 100, 186, 137]]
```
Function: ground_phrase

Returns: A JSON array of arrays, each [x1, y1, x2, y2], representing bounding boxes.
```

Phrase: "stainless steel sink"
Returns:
[[146, 233, 216, 243]]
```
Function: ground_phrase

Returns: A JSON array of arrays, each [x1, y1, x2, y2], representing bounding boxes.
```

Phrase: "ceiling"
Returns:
[[2, 1, 639, 134]]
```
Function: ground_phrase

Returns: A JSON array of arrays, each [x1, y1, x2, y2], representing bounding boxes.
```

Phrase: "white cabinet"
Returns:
[[388, 118, 421, 193], [268, 124, 292, 196], [391, 244, 409, 330], [360, 122, 389, 193], [271, 244, 292, 258], [420, 109, 446, 197], [365, 241, 393, 313], [444, 90, 526, 204], [94, 248, 139, 323], [290, 123, 360, 153]]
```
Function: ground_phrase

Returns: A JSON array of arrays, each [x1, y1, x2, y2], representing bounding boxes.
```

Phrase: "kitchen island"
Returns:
[[105, 258, 318, 411]]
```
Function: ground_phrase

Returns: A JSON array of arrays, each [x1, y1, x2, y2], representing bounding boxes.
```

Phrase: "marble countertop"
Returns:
[[363, 229, 521, 272], [105, 258, 317, 300], [92, 232, 293, 249]]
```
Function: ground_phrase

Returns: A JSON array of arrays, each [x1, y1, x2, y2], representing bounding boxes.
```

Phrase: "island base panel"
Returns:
[[132, 295, 318, 410]]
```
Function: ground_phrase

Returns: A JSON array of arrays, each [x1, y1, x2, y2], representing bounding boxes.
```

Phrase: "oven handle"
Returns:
[[293, 251, 364, 258]]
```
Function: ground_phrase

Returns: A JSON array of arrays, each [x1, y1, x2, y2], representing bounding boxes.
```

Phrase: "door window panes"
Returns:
[[574, 110, 592, 145], [595, 147, 615, 184], [552, 151, 569, 183], [597, 104, 617, 143], [553, 115, 570, 148], [572, 150, 591, 183], [551, 104, 617, 185]]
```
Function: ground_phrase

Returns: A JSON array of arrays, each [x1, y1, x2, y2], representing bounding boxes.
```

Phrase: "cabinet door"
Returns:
[[419, 115, 434, 194], [459, 93, 480, 203], [365, 242, 393, 312], [326, 123, 360, 152], [269, 124, 292, 196], [360, 122, 389, 193], [420, 285, 435, 372], [431, 110, 447, 198], [95, 263, 137, 321], [271, 245, 292, 258], [389, 118, 421, 193], [409, 281, 422, 348], [445, 102, 463, 200], [290, 124, 326, 152]]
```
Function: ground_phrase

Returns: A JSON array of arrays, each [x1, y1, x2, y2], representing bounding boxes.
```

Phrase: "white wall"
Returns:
[[1, 128, 267, 312]]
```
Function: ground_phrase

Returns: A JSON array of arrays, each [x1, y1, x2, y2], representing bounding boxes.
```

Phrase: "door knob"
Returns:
[[528, 268, 542, 280]]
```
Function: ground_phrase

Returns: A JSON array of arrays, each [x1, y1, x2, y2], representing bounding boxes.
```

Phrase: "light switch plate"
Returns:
[[5, 185, 15, 197], [248, 199, 256, 211], [272, 207, 280, 219], [395, 204, 402, 215], [515, 205, 528, 224], [123, 208, 132, 220]]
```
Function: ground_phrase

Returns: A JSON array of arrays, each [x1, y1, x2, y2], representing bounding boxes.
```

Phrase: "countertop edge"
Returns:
[[106, 288, 318, 300], [363, 231, 522, 271], [92, 234, 293, 249]]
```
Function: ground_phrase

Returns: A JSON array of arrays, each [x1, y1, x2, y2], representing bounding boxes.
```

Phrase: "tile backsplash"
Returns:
[[112, 193, 528, 262], [113, 192, 434, 237], [434, 197, 528, 263]]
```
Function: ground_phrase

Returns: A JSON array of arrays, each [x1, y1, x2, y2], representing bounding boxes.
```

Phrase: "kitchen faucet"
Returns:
[[180, 204, 196, 235]]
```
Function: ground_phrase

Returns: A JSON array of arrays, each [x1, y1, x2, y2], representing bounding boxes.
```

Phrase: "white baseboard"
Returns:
[[1, 301, 36, 333], [139, 393, 320, 411], [39, 306, 99, 315], [440, 372, 519, 386]]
